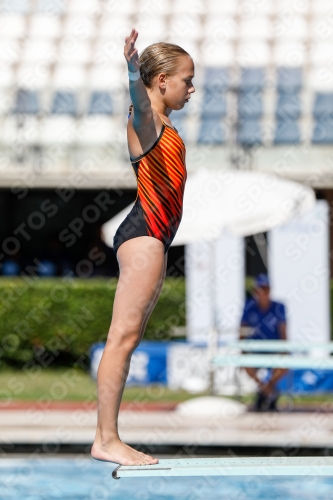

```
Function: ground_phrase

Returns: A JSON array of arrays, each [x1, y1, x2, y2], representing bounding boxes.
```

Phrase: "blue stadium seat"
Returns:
[[201, 89, 227, 118], [313, 93, 333, 120], [198, 117, 225, 145], [238, 91, 263, 118], [14, 90, 39, 114], [51, 92, 77, 115], [277, 67, 302, 93], [239, 68, 265, 91], [2, 260, 20, 276], [88, 92, 113, 114], [312, 120, 333, 144], [274, 120, 300, 144], [237, 119, 262, 146], [276, 94, 301, 120], [37, 260, 57, 277], [203, 67, 229, 91]]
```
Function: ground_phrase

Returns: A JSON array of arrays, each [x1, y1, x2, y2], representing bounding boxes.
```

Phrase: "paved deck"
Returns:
[[0, 404, 332, 449]]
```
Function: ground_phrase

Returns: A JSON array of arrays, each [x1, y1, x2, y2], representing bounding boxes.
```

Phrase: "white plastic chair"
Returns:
[[203, 16, 238, 41], [0, 91, 14, 114], [206, 0, 238, 14], [16, 64, 52, 89], [63, 15, 96, 40], [312, 0, 333, 14], [58, 41, 92, 64], [169, 14, 202, 41], [137, 0, 171, 14], [171, 0, 207, 15], [200, 40, 234, 67], [135, 14, 167, 39], [28, 14, 62, 39], [94, 39, 126, 66], [1, 116, 40, 145], [274, 41, 307, 67], [89, 65, 126, 90], [0, 14, 26, 37], [309, 42, 333, 66], [236, 42, 270, 67], [78, 116, 117, 144], [66, 0, 100, 15], [103, 0, 137, 15], [310, 16, 333, 42], [309, 67, 333, 93], [40, 116, 77, 144], [273, 16, 308, 40], [0, 67, 14, 88], [0, 40, 20, 65], [239, 17, 272, 40], [275, 0, 310, 15], [53, 65, 87, 89], [239, 0, 275, 15], [98, 15, 132, 41], [21, 40, 55, 64]]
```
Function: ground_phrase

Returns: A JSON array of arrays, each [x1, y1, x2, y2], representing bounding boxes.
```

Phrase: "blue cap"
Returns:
[[255, 273, 270, 288]]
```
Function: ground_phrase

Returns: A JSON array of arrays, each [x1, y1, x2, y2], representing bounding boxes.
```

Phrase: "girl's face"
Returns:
[[159, 56, 195, 110]]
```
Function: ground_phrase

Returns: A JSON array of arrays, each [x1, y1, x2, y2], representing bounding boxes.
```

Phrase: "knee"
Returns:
[[107, 324, 141, 354]]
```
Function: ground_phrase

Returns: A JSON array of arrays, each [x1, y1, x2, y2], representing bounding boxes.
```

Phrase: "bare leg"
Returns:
[[91, 236, 167, 465], [245, 367, 288, 397], [261, 368, 288, 397], [244, 367, 261, 385], [117, 252, 167, 409]]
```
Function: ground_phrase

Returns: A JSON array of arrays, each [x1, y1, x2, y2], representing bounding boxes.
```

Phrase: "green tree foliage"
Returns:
[[0, 277, 185, 369]]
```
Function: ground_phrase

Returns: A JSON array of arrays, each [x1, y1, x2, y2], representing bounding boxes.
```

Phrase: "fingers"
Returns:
[[125, 29, 138, 46]]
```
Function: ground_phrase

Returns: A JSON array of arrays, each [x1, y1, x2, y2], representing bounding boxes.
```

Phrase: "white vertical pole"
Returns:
[[208, 239, 218, 395]]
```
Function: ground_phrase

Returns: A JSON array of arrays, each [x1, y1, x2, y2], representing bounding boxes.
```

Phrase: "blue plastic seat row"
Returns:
[[203, 67, 303, 93], [13, 90, 113, 115], [237, 119, 301, 145], [311, 93, 333, 143]]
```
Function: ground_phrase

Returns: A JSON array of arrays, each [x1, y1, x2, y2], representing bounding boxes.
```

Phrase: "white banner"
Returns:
[[268, 200, 330, 345], [185, 233, 244, 343], [167, 343, 257, 395]]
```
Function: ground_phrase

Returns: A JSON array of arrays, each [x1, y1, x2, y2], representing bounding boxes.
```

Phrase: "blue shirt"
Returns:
[[240, 298, 286, 340]]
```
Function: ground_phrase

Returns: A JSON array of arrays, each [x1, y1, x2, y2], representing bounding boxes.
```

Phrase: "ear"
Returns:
[[157, 72, 167, 89]]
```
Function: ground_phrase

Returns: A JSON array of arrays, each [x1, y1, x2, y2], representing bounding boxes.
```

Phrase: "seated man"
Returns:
[[240, 273, 287, 411]]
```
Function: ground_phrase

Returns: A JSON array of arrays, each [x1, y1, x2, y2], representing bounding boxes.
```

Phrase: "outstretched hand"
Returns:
[[124, 29, 140, 72]]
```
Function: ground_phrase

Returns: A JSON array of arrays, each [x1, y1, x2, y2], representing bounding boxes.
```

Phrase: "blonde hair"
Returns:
[[128, 42, 190, 116]]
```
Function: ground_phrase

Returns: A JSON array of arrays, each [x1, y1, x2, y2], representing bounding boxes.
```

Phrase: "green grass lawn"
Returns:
[[0, 368, 331, 407], [0, 368, 202, 403]]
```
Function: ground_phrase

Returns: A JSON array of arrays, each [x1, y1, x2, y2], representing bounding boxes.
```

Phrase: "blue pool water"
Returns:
[[1, 458, 333, 500]]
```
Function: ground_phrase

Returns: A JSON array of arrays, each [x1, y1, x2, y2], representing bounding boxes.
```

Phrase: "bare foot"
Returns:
[[91, 438, 159, 466]]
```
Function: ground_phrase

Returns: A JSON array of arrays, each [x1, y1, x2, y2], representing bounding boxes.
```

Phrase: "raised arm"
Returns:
[[124, 29, 153, 129]]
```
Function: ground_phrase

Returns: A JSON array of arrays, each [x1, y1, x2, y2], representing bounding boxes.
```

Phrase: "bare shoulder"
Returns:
[[127, 108, 164, 159]]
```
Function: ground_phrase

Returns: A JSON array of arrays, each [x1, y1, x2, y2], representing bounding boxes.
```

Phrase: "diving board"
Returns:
[[112, 457, 333, 479], [226, 340, 333, 353], [212, 354, 333, 370]]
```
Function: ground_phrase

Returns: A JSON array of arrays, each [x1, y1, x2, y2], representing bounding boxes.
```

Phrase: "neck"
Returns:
[[148, 90, 172, 118], [257, 300, 271, 311]]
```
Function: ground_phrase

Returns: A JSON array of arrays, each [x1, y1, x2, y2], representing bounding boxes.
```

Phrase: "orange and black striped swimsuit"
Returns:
[[113, 118, 187, 255]]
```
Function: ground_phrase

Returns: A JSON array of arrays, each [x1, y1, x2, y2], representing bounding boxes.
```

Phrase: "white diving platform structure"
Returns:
[[212, 354, 333, 369], [226, 340, 333, 353], [112, 457, 333, 479], [212, 340, 333, 370]]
